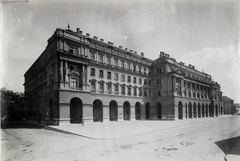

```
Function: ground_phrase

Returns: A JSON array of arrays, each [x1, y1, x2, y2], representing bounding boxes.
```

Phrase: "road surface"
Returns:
[[1, 116, 240, 161]]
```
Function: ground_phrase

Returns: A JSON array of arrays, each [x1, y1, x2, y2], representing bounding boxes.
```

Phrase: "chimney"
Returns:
[[108, 41, 114, 46], [86, 33, 90, 38], [141, 52, 144, 57], [125, 48, 128, 51], [188, 64, 192, 68], [119, 46, 123, 49], [130, 50, 133, 53], [192, 66, 195, 69], [100, 38, 104, 42], [93, 36, 98, 40], [76, 28, 80, 33], [134, 51, 137, 54]]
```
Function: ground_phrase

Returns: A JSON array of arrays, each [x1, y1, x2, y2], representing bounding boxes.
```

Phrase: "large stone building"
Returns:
[[24, 27, 223, 125], [222, 96, 234, 114]]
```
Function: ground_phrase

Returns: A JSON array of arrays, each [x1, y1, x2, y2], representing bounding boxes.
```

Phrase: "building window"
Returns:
[[144, 90, 147, 96], [91, 68, 95, 76], [99, 70, 104, 78], [139, 67, 142, 73], [133, 65, 136, 71], [70, 77, 77, 88], [133, 77, 137, 83], [107, 84, 112, 93], [114, 73, 118, 81], [149, 90, 151, 97], [157, 79, 161, 85], [121, 61, 124, 68], [158, 90, 161, 96], [121, 74, 125, 82], [107, 57, 111, 65], [91, 53, 95, 61], [99, 55, 103, 63], [69, 64, 78, 73], [91, 82, 96, 92], [139, 88, 142, 96], [107, 72, 111, 79], [69, 47, 78, 54], [122, 86, 125, 95], [144, 79, 146, 85], [128, 63, 130, 70], [128, 87, 131, 95], [139, 78, 142, 85], [99, 84, 104, 93], [149, 80, 151, 85], [115, 85, 119, 93], [144, 68, 146, 74], [134, 88, 137, 96], [114, 59, 118, 66], [128, 76, 131, 83]]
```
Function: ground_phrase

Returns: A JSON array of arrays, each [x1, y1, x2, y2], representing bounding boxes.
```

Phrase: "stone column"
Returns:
[[65, 60, 68, 82], [82, 65, 85, 85], [82, 104, 93, 123], [190, 82, 193, 98], [118, 105, 124, 121], [130, 106, 136, 121], [172, 76, 176, 91], [103, 105, 110, 122], [60, 60, 63, 81], [207, 87, 209, 99], [181, 79, 184, 96], [81, 47, 84, 56], [85, 65, 88, 85]]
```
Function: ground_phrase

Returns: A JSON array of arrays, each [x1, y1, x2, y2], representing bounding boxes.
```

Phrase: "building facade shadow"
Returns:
[[1, 121, 45, 129], [215, 136, 240, 156]]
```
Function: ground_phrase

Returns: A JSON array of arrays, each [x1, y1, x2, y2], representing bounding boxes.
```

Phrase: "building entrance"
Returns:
[[93, 100, 103, 122], [123, 101, 130, 120], [110, 101, 118, 121], [193, 103, 197, 118], [135, 102, 141, 120], [178, 101, 183, 119], [146, 103, 151, 119], [188, 103, 192, 118], [70, 98, 82, 123]]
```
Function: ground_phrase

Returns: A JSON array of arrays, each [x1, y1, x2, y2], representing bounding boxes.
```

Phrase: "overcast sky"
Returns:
[[1, 0, 239, 102]]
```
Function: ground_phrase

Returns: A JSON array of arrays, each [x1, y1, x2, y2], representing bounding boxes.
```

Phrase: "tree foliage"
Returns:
[[1, 87, 26, 121]]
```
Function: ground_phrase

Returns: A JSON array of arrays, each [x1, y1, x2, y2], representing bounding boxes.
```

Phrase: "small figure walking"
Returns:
[[46, 112, 49, 126]]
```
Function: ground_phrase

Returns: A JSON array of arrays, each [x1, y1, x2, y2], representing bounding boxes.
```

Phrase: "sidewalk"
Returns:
[[225, 136, 240, 161], [22, 117, 212, 140]]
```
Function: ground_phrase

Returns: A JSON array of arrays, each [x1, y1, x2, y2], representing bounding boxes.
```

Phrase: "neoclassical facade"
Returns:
[[222, 96, 234, 114], [24, 27, 223, 125]]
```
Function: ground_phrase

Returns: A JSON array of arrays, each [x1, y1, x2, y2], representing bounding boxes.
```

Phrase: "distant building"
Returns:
[[222, 96, 234, 114], [234, 103, 240, 115], [24, 27, 223, 125]]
